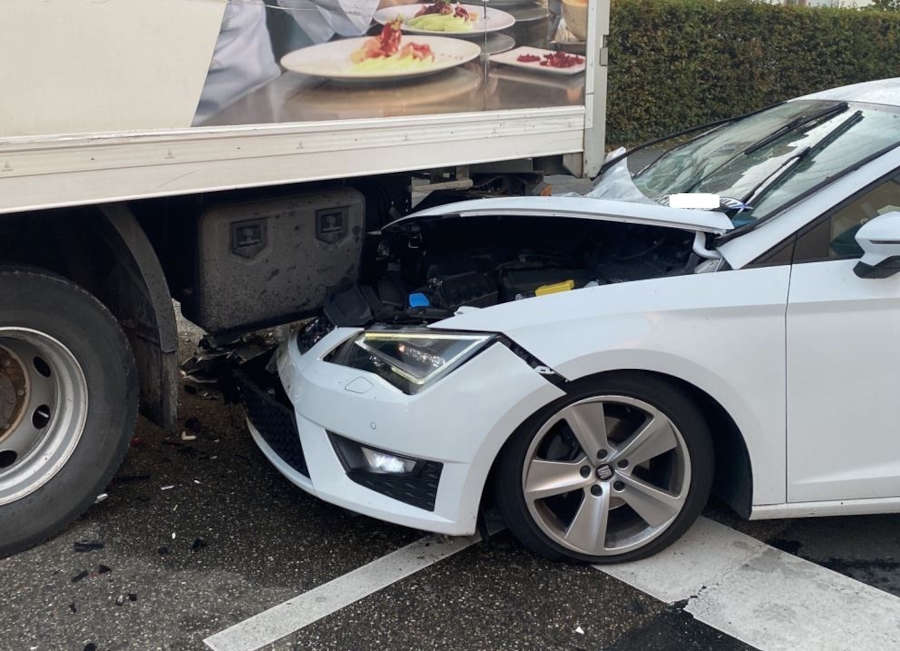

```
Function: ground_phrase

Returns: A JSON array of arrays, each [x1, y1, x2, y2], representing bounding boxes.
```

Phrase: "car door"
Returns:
[[786, 169, 900, 502]]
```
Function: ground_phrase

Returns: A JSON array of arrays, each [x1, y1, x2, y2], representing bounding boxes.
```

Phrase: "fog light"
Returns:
[[361, 447, 417, 474]]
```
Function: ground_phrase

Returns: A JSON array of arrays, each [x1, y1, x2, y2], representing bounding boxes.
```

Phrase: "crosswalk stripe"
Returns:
[[598, 516, 900, 650], [204, 532, 482, 651]]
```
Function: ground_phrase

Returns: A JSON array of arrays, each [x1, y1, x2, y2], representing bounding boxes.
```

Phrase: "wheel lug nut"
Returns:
[[613, 480, 625, 491], [579, 465, 591, 478], [597, 449, 608, 459], [590, 485, 602, 496], [616, 459, 629, 469]]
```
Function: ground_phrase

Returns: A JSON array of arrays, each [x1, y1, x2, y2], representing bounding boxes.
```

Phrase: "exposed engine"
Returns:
[[324, 214, 697, 327]]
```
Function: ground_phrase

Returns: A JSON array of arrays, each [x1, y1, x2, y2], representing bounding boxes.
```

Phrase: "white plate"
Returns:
[[489, 46, 586, 76], [374, 4, 515, 37], [281, 36, 482, 82]]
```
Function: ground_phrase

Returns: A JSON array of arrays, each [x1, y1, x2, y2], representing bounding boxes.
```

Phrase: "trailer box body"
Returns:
[[0, 0, 608, 216]]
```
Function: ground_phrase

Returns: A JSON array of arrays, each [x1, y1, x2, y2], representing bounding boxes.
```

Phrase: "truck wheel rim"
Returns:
[[0, 328, 89, 506], [521, 395, 691, 557]]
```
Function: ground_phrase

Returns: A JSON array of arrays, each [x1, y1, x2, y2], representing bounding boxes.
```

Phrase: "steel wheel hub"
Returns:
[[0, 328, 89, 505], [522, 395, 691, 557]]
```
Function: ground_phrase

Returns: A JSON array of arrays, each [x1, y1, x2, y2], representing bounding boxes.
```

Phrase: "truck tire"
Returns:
[[0, 268, 137, 557]]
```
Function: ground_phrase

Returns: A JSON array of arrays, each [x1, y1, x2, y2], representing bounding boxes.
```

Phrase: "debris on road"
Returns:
[[73, 541, 105, 553], [161, 485, 175, 491], [97, 564, 111, 575], [157, 546, 170, 556], [575, 626, 585, 635], [94, 493, 108, 504], [71, 570, 89, 583], [191, 537, 208, 552], [69, 603, 77, 613], [180, 430, 197, 442]]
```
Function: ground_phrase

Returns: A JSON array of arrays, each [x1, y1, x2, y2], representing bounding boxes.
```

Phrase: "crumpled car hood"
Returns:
[[385, 196, 734, 235]]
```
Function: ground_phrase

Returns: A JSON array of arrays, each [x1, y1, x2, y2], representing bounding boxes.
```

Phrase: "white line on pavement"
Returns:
[[598, 516, 900, 650], [204, 532, 482, 651]]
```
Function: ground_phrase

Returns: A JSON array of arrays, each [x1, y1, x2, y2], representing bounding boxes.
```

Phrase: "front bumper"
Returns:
[[246, 326, 564, 535]]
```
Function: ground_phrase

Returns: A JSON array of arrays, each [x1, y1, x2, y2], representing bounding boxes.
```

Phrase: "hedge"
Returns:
[[606, 0, 900, 145]]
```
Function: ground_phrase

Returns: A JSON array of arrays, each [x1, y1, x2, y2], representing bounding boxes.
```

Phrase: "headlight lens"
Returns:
[[327, 329, 495, 394]]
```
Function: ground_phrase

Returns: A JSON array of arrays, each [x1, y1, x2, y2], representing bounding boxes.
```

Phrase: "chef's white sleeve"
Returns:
[[278, 0, 380, 38]]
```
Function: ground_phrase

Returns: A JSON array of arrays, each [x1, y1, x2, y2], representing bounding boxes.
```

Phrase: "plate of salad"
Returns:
[[374, 1, 515, 37], [281, 20, 482, 82]]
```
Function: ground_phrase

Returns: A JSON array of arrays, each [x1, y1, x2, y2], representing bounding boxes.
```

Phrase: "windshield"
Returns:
[[623, 100, 900, 225]]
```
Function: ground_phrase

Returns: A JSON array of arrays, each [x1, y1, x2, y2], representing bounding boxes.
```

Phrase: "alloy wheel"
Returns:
[[521, 395, 690, 557]]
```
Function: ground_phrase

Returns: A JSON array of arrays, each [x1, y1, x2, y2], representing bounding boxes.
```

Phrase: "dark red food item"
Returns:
[[415, 0, 473, 19], [539, 51, 584, 68], [517, 54, 541, 63]]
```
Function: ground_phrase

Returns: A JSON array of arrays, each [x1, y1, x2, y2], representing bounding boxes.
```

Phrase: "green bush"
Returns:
[[606, 0, 900, 145]]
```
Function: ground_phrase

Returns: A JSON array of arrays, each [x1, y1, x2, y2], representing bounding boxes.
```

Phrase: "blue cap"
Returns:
[[408, 292, 430, 308]]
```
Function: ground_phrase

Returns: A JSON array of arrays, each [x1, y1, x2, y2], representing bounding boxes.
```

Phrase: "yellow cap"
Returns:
[[534, 279, 575, 296]]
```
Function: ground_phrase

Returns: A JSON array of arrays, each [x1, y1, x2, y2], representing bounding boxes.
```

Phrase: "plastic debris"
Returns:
[[172, 532, 176, 540], [193, 479, 201, 485], [71, 570, 89, 583], [73, 541, 104, 553], [97, 564, 111, 575], [69, 603, 77, 614], [94, 493, 108, 504], [180, 430, 197, 442], [574, 626, 585, 635], [128, 593, 138, 602], [161, 485, 175, 491], [115, 594, 126, 606], [191, 537, 207, 552]]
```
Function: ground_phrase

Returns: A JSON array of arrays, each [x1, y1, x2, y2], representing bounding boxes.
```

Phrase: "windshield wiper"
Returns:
[[681, 102, 849, 194], [740, 109, 864, 209], [743, 102, 848, 156]]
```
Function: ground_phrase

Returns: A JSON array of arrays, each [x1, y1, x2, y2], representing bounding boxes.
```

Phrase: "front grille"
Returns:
[[233, 369, 308, 477], [346, 462, 443, 511]]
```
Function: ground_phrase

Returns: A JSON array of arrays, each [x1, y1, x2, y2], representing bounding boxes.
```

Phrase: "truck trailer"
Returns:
[[0, 0, 608, 555]]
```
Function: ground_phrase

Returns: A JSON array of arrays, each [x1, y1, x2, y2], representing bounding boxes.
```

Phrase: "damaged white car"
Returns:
[[239, 78, 900, 563]]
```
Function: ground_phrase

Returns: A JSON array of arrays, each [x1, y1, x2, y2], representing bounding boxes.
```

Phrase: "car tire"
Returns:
[[495, 372, 714, 564], [0, 268, 137, 557]]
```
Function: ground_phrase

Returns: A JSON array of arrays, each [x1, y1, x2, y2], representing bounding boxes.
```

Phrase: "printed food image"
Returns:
[[407, 0, 476, 32], [518, 51, 584, 68], [351, 19, 435, 71]]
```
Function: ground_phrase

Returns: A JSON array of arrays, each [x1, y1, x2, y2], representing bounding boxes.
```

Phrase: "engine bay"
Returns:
[[324, 214, 697, 327]]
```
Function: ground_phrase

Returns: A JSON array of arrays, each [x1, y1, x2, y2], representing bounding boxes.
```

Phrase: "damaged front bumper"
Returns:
[[242, 324, 564, 535]]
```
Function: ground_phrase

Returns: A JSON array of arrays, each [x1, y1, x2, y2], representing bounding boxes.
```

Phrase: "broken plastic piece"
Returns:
[[161, 485, 175, 491], [97, 564, 111, 574], [94, 493, 108, 504], [71, 570, 89, 583], [181, 431, 197, 442]]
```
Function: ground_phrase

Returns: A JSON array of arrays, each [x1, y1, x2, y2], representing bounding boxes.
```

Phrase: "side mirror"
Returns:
[[854, 211, 900, 278]]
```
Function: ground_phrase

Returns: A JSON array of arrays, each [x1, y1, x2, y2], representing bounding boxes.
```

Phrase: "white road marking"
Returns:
[[204, 532, 482, 651], [598, 516, 900, 650]]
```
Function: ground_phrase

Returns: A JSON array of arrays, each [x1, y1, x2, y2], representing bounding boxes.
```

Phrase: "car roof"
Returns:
[[795, 78, 900, 107]]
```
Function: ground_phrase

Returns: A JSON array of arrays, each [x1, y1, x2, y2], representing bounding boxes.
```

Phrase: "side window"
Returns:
[[794, 172, 900, 262]]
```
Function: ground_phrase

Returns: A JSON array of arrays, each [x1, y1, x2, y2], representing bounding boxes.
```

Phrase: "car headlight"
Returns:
[[326, 329, 495, 394]]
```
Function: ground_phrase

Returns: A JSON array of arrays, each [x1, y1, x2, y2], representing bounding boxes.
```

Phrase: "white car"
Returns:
[[241, 78, 900, 563]]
